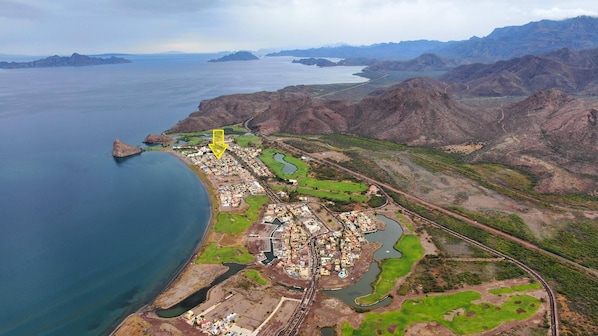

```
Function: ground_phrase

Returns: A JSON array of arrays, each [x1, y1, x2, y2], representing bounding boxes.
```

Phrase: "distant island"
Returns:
[[208, 51, 259, 62], [0, 53, 131, 69]]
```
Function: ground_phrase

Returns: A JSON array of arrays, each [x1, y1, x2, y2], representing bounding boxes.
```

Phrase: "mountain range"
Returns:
[[0, 53, 131, 69], [269, 16, 598, 63], [169, 16, 598, 194]]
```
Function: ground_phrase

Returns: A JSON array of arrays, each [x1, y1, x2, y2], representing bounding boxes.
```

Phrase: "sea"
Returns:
[[0, 54, 366, 336]]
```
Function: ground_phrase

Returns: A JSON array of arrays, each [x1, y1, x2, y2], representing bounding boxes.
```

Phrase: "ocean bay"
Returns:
[[0, 54, 366, 335]]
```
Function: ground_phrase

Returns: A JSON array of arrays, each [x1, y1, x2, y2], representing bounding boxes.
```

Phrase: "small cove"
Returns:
[[323, 215, 403, 309]]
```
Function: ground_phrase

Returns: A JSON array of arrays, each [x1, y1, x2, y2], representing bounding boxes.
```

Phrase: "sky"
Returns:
[[2, 0, 598, 55]]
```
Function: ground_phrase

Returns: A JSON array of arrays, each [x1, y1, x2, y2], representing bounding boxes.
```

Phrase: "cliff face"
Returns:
[[143, 134, 173, 144], [112, 139, 142, 158]]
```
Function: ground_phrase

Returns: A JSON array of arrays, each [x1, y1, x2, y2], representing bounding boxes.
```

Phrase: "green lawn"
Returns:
[[297, 187, 368, 203], [214, 194, 269, 234], [234, 134, 261, 147], [356, 234, 425, 305], [298, 177, 367, 192], [259, 148, 309, 180], [245, 269, 268, 285], [343, 291, 541, 335], [195, 242, 254, 264], [489, 283, 542, 295]]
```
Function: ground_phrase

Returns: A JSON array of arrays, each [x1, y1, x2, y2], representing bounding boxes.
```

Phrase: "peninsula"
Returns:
[[0, 53, 131, 69]]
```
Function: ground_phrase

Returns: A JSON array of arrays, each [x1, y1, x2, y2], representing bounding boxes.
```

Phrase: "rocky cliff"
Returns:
[[112, 139, 142, 158]]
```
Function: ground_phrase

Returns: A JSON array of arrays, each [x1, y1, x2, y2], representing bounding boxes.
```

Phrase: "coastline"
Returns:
[[111, 149, 220, 335]]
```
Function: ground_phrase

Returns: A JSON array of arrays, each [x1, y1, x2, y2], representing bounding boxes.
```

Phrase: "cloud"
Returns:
[[0, 0, 44, 20], [532, 7, 598, 19]]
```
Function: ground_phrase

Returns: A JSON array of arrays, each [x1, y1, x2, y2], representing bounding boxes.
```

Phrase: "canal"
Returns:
[[323, 215, 403, 309]]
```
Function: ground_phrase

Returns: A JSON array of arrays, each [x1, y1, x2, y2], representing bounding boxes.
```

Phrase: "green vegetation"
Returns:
[[397, 255, 527, 296], [356, 234, 424, 305], [234, 134, 261, 147], [367, 195, 386, 208], [244, 269, 268, 285], [449, 207, 537, 243], [319, 134, 407, 151], [396, 211, 414, 231], [214, 195, 269, 234], [490, 283, 542, 295], [387, 190, 598, 330], [343, 291, 540, 335], [259, 148, 309, 180], [195, 242, 254, 264], [540, 219, 598, 269], [296, 187, 368, 203], [299, 177, 367, 193]]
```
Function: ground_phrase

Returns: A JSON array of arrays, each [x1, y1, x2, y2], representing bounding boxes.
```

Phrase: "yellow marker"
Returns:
[[208, 129, 228, 159]]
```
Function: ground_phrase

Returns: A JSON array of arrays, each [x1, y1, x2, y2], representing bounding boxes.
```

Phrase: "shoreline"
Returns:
[[111, 148, 219, 335]]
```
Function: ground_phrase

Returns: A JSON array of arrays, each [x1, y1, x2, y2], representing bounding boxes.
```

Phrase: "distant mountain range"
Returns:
[[0, 53, 131, 69], [268, 16, 598, 63]]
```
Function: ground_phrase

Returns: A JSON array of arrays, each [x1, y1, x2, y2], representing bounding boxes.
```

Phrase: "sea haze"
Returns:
[[0, 54, 366, 336]]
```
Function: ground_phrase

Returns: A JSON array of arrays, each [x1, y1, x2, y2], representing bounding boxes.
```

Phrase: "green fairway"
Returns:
[[343, 291, 541, 335], [214, 194, 269, 234], [489, 283, 542, 295], [259, 148, 309, 179], [356, 234, 425, 305], [195, 242, 254, 264], [297, 187, 368, 203], [245, 269, 268, 285], [298, 177, 367, 193], [234, 134, 261, 147]]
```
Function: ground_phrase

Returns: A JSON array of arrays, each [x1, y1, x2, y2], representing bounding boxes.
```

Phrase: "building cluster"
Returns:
[[229, 144, 273, 178], [183, 311, 249, 335], [317, 226, 363, 277], [338, 211, 378, 233], [183, 145, 265, 208], [262, 203, 322, 280]]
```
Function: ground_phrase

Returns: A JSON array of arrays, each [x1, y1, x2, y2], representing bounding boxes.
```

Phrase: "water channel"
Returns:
[[323, 215, 403, 309], [273, 153, 298, 175], [155, 263, 247, 318]]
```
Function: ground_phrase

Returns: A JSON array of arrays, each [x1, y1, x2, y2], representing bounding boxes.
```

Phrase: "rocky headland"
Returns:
[[143, 134, 173, 145], [112, 139, 142, 158], [0, 53, 131, 69]]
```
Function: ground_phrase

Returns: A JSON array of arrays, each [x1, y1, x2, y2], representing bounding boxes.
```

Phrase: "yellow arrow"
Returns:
[[208, 129, 228, 159]]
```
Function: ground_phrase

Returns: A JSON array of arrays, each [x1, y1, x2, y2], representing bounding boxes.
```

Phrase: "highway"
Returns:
[[268, 138, 561, 336]]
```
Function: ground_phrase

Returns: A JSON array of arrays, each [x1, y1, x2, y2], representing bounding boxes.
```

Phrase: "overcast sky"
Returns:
[[2, 0, 598, 55]]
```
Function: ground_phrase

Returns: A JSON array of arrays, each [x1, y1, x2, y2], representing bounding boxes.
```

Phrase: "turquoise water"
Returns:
[[0, 54, 366, 335]]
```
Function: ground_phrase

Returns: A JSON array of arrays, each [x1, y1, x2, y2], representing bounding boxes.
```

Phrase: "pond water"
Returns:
[[320, 326, 337, 336], [273, 153, 298, 175], [155, 263, 246, 318], [323, 215, 404, 309]]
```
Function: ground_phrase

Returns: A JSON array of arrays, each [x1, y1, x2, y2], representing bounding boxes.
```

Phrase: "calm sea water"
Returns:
[[0, 54, 366, 336]]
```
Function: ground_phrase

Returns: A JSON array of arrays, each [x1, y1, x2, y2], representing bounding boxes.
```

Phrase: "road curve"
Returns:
[[270, 138, 562, 336]]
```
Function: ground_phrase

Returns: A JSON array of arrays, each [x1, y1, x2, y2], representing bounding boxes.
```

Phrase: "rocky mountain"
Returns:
[[171, 84, 598, 193], [471, 90, 598, 193], [112, 139, 142, 158], [440, 48, 598, 96], [208, 51, 259, 62], [0, 53, 131, 69], [364, 53, 458, 72], [268, 16, 598, 63], [168, 91, 301, 133]]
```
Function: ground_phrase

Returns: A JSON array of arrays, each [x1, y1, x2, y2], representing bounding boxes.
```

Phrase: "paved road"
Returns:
[[271, 138, 561, 336]]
